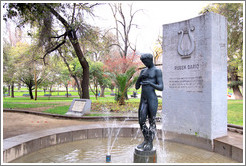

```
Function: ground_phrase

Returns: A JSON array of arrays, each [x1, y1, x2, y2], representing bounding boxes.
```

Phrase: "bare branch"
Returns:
[[42, 40, 66, 64], [51, 32, 67, 39], [108, 43, 124, 52], [44, 4, 70, 29], [71, 3, 76, 24]]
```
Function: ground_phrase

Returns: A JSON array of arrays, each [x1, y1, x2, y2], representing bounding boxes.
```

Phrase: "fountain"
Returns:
[[7, 124, 237, 163], [3, 109, 239, 163]]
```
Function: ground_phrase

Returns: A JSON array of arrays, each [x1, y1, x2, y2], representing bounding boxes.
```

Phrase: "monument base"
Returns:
[[133, 147, 157, 163], [65, 111, 85, 117]]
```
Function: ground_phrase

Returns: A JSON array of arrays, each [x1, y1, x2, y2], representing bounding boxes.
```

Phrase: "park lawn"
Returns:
[[2, 96, 243, 126], [3, 102, 60, 109], [44, 105, 70, 115], [227, 100, 243, 126], [3, 97, 76, 102]]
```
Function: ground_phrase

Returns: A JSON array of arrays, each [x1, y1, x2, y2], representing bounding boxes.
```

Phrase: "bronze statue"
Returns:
[[135, 53, 163, 151]]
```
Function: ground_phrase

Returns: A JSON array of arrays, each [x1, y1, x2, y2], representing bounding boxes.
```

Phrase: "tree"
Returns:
[[3, 23, 24, 98], [19, 70, 42, 99], [3, 86, 8, 99], [60, 67, 71, 98], [109, 3, 142, 58], [152, 35, 163, 65], [57, 48, 84, 98], [104, 51, 141, 104], [104, 50, 141, 73], [4, 3, 100, 99], [3, 41, 14, 97], [6, 40, 48, 100], [113, 67, 138, 105], [89, 60, 111, 99], [200, 3, 243, 99]]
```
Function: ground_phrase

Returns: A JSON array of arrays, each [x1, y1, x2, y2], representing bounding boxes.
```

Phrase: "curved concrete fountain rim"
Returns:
[[3, 124, 142, 151], [2, 123, 148, 163], [3, 123, 241, 163], [3, 120, 241, 163]]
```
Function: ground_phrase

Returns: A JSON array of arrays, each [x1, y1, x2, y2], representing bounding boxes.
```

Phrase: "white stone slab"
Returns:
[[162, 12, 227, 140], [66, 99, 91, 116]]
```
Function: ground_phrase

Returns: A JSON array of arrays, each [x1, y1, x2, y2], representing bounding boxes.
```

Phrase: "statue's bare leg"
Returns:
[[137, 99, 148, 149], [144, 98, 158, 151]]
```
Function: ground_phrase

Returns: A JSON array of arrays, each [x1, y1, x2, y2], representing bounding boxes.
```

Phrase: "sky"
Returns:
[[2, 1, 238, 53], [86, 1, 212, 53]]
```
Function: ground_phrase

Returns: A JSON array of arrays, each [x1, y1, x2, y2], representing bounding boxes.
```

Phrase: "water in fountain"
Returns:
[[102, 105, 131, 161], [154, 113, 167, 163]]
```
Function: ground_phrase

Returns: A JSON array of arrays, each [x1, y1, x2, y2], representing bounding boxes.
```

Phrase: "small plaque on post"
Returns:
[[66, 99, 91, 117]]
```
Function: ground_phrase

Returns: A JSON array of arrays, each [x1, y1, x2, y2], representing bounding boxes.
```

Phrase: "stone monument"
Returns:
[[162, 12, 227, 150], [134, 53, 163, 163], [66, 99, 91, 116]]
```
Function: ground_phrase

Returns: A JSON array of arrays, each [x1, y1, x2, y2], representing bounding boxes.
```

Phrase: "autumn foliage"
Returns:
[[103, 51, 142, 105], [103, 50, 142, 74]]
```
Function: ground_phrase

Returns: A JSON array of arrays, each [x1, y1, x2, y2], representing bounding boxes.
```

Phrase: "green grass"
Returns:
[[3, 102, 60, 109], [3, 97, 76, 102], [44, 105, 70, 115], [2, 95, 243, 126], [227, 100, 243, 126]]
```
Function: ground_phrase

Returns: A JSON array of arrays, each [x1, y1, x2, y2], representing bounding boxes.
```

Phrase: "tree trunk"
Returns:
[[28, 86, 34, 99], [46, 5, 90, 99], [11, 82, 14, 98], [95, 80, 98, 100], [125, 91, 128, 100], [34, 65, 38, 100], [81, 67, 90, 99], [100, 85, 105, 97], [233, 86, 243, 100], [18, 83, 21, 90], [230, 70, 243, 100], [66, 85, 68, 97], [8, 85, 10, 96], [67, 29, 90, 99]]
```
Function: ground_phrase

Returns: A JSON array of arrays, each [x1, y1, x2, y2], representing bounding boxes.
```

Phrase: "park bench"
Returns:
[[22, 94, 30, 96], [131, 91, 138, 98], [65, 93, 72, 96], [44, 94, 52, 96]]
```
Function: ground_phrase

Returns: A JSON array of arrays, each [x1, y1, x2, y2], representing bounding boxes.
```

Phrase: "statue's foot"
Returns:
[[143, 142, 153, 151], [137, 140, 147, 149]]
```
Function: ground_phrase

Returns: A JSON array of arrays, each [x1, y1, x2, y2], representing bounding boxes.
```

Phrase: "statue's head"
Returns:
[[140, 53, 154, 68]]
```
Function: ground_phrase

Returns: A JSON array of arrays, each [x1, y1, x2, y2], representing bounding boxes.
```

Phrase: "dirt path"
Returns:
[[3, 112, 138, 139]]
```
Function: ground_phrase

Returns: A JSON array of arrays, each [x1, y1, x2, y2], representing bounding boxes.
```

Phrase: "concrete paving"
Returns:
[[3, 112, 139, 139]]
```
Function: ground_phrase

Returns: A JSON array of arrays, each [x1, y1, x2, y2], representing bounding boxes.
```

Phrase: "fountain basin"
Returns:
[[10, 137, 238, 163], [3, 124, 239, 163]]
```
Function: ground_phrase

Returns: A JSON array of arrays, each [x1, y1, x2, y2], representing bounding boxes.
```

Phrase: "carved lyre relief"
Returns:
[[177, 26, 195, 58]]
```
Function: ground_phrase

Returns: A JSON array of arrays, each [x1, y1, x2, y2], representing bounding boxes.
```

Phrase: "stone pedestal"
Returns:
[[65, 99, 91, 117], [133, 147, 157, 163], [162, 12, 227, 145]]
